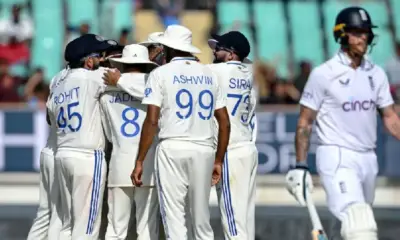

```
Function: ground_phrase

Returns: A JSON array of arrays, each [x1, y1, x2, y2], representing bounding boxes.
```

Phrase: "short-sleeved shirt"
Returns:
[[100, 73, 148, 152], [208, 61, 256, 147], [47, 68, 109, 152], [142, 57, 226, 146], [300, 51, 394, 151], [100, 73, 156, 185]]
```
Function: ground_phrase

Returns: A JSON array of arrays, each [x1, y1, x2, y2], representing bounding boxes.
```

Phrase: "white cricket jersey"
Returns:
[[300, 51, 394, 151], [208, 61, 257, 147], [100, 73, 147, 156], [46, 68, 110, 152], [142, 57, 226, 146]]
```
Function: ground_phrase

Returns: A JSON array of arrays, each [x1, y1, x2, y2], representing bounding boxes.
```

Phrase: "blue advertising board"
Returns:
[[0, 109, 399, 176]]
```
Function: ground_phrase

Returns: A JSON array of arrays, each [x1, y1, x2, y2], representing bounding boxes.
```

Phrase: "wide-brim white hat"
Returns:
[[207, 38, 252, 63], [138, 32, 164, 47], [109, 44, 158, 71], [152, 25, 201, 54]]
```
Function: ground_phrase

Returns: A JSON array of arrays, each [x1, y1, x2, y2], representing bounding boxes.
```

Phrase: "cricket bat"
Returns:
[[305, 190, 329, 240]]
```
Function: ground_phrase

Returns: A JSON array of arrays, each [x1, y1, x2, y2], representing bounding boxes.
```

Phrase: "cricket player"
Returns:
[[207, 31, 258, 239], [27, 70, 70, 240], [139, 32, 165, 65], [98, 40, 124, 240], [100, 44, 160, 240], [46, 34, 134, 239], [131, 25, 231, 240], [285, 7, 400, 240]]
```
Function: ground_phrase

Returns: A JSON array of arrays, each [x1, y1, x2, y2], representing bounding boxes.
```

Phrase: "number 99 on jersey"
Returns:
[[175, 88, 214, 120]]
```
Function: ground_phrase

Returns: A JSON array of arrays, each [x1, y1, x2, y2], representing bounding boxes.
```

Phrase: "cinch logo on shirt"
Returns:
[[342, 99, 376, 112]]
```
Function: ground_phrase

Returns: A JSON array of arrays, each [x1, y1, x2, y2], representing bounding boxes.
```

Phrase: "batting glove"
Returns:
[[285, 163, 314, 206]]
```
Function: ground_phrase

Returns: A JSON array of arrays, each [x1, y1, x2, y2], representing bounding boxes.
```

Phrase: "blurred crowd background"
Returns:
[[1, 0, 400, 108]]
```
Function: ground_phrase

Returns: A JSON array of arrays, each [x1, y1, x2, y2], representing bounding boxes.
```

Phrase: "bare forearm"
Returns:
[[215, 123, 230, 164], [136, 120, 157, 163], [385, 117, 400, 140], [295, 124, 312, 162]]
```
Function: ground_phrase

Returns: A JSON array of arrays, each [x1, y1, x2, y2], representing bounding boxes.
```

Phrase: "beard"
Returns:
[[100, 60, 111, 68], [212, 54, 224, 63]]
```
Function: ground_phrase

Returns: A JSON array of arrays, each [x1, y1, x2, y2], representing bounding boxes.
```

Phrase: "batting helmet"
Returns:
[[333, 6, 377, 45]]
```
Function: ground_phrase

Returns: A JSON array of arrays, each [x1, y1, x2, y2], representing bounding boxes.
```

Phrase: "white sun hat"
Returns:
[[109, 44, 158, 71], [152, 25, 201, 54], [138, 32, 164, 47]]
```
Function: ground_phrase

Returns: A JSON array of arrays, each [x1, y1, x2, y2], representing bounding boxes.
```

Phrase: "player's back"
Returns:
[[143, 57, 223, 146], [43, 69, 70, 155], [209, 61, 254, 146], [100, 73, 148, 158], [47, 68, 106, 153]]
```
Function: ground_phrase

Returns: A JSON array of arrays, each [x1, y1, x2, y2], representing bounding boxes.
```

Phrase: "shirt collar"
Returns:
[[335, 49, 374, 70], [226, 60, 242, 65], [171, 57, 197, 62]]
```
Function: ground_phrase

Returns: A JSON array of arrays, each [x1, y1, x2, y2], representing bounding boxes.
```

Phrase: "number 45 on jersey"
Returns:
[[57, 101, 82, 132]]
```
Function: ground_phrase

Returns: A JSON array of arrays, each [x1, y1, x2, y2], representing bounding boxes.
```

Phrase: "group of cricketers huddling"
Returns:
[[25, 5, 400, 240]]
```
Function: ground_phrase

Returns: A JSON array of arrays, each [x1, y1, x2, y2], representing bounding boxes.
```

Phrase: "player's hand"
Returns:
[[211, 163, 222, 186], [131, 162, 143, 187], [285, 166, 314, 206], [103, 69, 121, 86]]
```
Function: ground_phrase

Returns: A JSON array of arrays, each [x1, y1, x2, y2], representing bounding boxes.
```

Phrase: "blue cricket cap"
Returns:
[[64, 34, 118, 63]]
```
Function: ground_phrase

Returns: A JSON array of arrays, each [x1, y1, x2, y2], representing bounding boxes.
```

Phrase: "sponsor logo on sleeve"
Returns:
[[144, 88, 152, 97]]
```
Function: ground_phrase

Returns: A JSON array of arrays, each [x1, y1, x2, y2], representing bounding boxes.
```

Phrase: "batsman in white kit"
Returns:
[[207, 31, 258, 239], [100, 44, 160, 240], [285, 7, 400, 240], [27, 70, 70, 240], [47, 34, 138, 239], [131, 25, 231, 240]]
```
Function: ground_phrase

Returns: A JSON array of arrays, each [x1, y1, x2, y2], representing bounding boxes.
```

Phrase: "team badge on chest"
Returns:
[[368, 76, 375, 91]]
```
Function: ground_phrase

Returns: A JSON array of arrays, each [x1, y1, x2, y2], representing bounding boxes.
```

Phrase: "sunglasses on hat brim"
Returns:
[[215, 44, 239, 55]]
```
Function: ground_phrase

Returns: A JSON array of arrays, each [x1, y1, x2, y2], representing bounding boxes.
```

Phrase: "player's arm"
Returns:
[[295, 106, 317, 163], [379, 105, 400, 140], [132, 70, 162, 186], [214, 78, 231, 164], [295, 69, 324, 164], [214, 107, 231, 164], [102, 69, 147, 100], [136, 105, 160, 164], [377, 72, 400, 139], [286, 69, 323, 206]]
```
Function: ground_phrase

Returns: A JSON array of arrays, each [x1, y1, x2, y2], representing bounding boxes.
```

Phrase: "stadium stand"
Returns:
[[323, 0, 352, 57], [323, 0, 394, 66], [0, 0, 398, 101], [392, 0, 400, 39], [100, 0, 133, 39], [288, 1, 324, 67], [181, 11, 213, 63], [253, 1, 288, 78], [361, 1, 394, 66], [31, 0, 63, 81], [67, 0, 99, 34], [217, 1, 255, 62]]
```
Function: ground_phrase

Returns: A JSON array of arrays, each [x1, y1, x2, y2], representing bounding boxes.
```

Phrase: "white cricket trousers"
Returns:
[[27, 150, 62, 240], [57, 149, 107, 240], [317, 146, 378, 220], [156, 140, 215, 240], [105, 186, 159, 240], [216, 143, 258, 240]]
